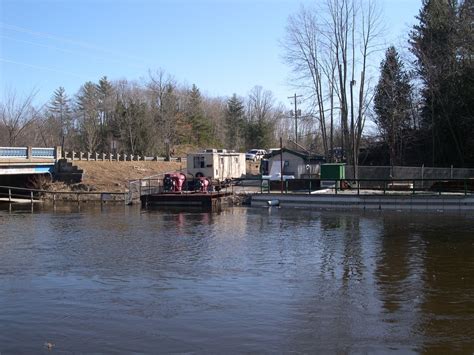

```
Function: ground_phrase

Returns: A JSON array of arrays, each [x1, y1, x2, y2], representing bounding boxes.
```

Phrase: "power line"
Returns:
[[288, 93, 302, 145], [0, 34, 146, 71], [0, 57, 84, 78], [0, 22, 150, 67]]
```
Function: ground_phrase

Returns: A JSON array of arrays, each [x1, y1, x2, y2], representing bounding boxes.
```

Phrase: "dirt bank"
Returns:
[[46, 159, 260, 194], [56, 160, 185, 192]]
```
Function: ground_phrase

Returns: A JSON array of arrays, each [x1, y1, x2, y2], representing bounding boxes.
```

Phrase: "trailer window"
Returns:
[[193, 156, 205, 168]]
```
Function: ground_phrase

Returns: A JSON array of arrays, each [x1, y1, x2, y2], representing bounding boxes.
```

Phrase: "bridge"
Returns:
[[0, 147, 65, 194], [0, 146, 60, 175]]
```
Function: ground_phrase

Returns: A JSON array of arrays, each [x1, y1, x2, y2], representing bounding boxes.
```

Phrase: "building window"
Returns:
[[194, 156, 205, 168]]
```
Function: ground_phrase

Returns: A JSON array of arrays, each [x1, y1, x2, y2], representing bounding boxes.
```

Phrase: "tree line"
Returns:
[[284, 0, 473, 169], [1, 0, 472, 168], [0, 71, 289, 156]]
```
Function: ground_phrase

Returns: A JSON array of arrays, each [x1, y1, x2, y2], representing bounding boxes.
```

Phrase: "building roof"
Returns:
[[265, 148, 326, 163]]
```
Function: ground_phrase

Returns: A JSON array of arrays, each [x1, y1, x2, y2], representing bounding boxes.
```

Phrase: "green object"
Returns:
[[321, 163, 345, 180]]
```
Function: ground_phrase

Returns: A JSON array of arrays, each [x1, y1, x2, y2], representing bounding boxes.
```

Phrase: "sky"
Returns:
[[1, 0, 422, 108]]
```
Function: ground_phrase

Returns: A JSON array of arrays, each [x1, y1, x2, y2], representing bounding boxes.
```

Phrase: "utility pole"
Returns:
[[288, 93, 302, 144]]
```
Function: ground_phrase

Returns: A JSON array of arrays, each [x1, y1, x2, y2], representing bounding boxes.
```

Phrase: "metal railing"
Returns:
[[259, 178, 474, 196], [0, 185, 126, 206], [127, 174, 167, 205], [126, 176, 241, 205]]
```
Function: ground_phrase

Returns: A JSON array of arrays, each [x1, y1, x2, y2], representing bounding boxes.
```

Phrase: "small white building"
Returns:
[[187, 149, 246, 180], [262, 148, 326, 179]]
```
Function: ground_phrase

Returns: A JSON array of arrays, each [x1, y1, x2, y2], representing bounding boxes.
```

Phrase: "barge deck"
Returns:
[[141, 191, 233, 210]]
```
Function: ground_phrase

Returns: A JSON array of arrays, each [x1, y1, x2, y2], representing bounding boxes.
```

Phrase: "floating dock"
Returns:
[[251, 192, 474, 211], [141, 191, 233, 210]]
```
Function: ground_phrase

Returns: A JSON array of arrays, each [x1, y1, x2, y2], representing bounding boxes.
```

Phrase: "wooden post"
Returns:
[[8, 188, 11, 203], [30, 191, 33, 204]]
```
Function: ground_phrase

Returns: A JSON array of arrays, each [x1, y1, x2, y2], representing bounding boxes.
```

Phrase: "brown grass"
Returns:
[[69, 160, 185, 192]]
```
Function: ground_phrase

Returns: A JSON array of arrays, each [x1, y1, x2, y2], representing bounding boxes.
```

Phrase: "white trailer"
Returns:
[[187, 149, 246, 180]]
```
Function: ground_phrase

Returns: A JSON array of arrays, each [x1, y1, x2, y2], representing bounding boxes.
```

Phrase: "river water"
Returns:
[[0, 204, 473, 353]]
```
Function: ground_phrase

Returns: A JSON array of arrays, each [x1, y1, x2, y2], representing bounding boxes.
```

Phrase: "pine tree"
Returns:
[[48, 86, 72, 151], [374, 46, 413, 166], [409, 0, 472, 166], [76, 82, 100, 151], [225, 94, 245, 150], [185, 84, 213, 147], [96, 76, 115, 151]]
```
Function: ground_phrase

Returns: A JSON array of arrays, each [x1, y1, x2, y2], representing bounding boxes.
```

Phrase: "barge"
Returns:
[[141, 191, 233, 211]]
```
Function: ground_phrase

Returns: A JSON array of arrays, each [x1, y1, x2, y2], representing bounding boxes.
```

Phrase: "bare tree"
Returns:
[[245, 86, 278, 148], [147, 69, 181, 154], [0, 89, 39, 146], [283, 7, 333, 158], [284, 0, 382, 174]]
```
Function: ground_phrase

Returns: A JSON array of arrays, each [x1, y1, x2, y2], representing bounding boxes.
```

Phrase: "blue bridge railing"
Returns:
[[0, 147, 58, 160], [0, 147, 28, 158]]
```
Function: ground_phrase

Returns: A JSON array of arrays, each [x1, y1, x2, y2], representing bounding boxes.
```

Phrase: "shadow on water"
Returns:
[[0, 205, 473, 352]]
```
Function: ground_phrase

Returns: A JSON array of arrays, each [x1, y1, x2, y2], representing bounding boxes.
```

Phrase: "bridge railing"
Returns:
[[32, 148, 55, 158], [63, 150, 182, 162], [0, 147, 59, 160], [0, 147, 28, 158]]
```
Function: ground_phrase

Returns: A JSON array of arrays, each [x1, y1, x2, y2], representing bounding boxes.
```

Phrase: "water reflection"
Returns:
[[0, 205, 473, 352]]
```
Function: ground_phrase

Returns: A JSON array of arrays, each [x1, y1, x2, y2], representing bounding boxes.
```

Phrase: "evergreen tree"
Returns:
[[76, 81, 100, 151], [410, 0, 473, 166], [185, 84, 213, 147], [374, 46, 413, 166], [48, 86, 72, 151], [96, 76, 115, 151], [225, 94, 245, 150]]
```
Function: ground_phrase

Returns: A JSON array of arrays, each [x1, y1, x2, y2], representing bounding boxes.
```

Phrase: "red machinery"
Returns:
[[163, 173, 186, 192], [196, 177, 210, 193]]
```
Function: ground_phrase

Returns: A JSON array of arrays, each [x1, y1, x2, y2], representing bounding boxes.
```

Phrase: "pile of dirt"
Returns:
[[53, 160, 185, 192]]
